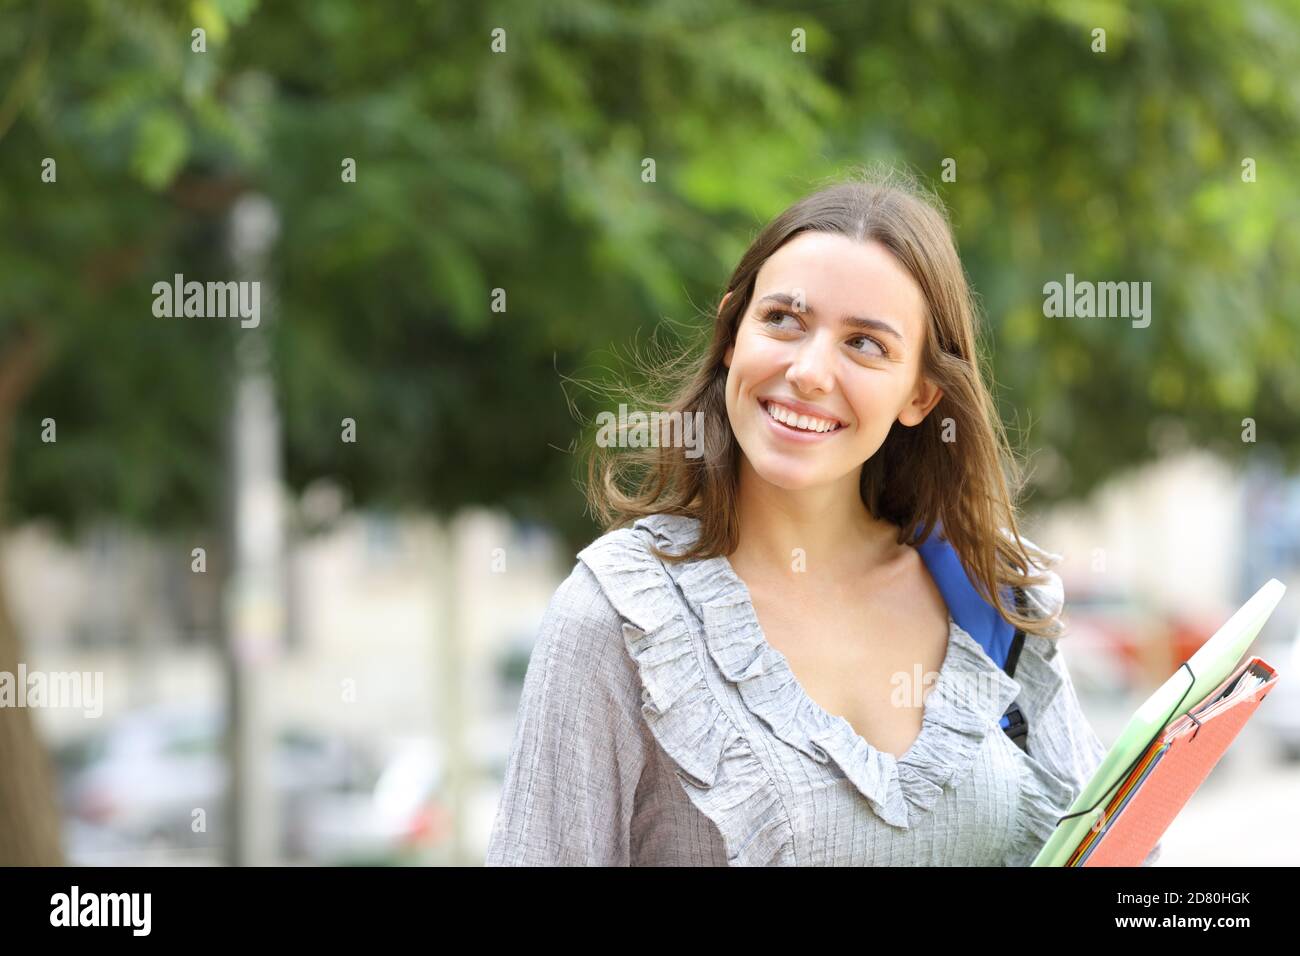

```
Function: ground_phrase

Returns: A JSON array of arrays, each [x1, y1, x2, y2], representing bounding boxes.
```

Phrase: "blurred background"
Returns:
[[1, 0, 1298, 866]]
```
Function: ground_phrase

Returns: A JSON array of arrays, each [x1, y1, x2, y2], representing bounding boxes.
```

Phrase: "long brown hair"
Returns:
[[582, 165, 1062, 638]]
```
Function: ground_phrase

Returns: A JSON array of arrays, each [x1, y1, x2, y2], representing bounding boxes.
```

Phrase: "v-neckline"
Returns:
[[633, 511, 1024, 829], [715, 550, 962, 767]]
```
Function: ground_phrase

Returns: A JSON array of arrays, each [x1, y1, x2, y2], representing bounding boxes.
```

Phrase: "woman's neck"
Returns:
[[730, 460, 902, 580]]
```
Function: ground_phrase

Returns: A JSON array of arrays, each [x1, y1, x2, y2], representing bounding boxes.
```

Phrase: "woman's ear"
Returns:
[[898, 377, 943, 427], [719, 290, 733, 318]]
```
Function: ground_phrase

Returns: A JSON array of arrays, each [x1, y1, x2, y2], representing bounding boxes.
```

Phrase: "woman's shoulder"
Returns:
[[525, 514, 690, 666], [543, 557, 621, 635], [524, 557, 652, 721], [578, 512, 700, 560], [573, 513, 701, 632], [1005, 532, 1089, 710], [1003, 528, 1068, 642]]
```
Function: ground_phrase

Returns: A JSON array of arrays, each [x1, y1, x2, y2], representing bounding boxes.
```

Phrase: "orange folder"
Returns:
[[1068, 656, 1279, 867]]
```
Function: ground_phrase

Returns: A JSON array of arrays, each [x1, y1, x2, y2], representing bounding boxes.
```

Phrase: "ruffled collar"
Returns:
[[632, 512, 1024, 830]]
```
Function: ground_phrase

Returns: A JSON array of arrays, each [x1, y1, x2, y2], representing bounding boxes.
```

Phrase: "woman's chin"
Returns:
[[746, 458, 837, 491]]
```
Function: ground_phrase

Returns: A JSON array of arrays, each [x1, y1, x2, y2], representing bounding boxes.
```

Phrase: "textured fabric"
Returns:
[[485, 513, 1162, 867]]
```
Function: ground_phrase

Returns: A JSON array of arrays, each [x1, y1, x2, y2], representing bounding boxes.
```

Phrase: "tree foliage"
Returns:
[[1, 0, 1297, 555]]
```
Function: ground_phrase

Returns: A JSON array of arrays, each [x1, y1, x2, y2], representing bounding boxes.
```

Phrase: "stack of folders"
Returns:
[[1032, 578, 1286, 867]]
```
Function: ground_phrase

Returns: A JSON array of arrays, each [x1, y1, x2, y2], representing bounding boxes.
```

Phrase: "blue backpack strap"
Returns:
[[1001, 587, 1030, 751], [912, 521, 1031, 752]]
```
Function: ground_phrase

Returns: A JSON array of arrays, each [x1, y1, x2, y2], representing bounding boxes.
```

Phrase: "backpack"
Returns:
[[912, 525, 1032, 753]]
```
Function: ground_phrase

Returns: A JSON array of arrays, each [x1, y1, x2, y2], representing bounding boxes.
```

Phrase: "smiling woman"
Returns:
[[486, 166, 1158, 867], [586, 167, 1050, 635]]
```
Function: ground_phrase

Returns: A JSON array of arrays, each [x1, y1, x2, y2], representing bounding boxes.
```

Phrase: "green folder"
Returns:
[[1030, 577, 1286, 866]]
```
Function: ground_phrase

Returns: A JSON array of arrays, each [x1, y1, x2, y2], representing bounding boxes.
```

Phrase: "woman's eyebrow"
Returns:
[[756, 292, 904, 342]]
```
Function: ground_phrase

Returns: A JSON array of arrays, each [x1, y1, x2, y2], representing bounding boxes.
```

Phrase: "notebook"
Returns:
[[1031, 578, 1286, 867]]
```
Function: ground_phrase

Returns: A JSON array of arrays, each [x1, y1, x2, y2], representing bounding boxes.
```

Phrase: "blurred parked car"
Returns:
[[293, 736, 451, 865], [56, 703, 373, 862], [1063, 588, 1170, 688]]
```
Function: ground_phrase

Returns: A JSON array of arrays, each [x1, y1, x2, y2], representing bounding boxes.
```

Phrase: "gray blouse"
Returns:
[[485, 512, 1161, 866]]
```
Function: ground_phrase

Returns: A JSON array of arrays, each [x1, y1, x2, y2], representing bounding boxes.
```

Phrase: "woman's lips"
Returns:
[[758, 398, 845, 442]]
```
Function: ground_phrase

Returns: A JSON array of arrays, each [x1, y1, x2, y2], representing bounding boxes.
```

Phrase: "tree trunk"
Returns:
[[0, 324, 63, 865], [0, 565, 64, 864]]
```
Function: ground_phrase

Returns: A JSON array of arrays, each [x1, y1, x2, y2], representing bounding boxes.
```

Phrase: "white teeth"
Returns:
[[763, 401, 839, 433]]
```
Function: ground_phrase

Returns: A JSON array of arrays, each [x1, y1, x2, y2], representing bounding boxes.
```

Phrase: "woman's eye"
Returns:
[[847, 335, 887, 357], [761, 310, 800, 331]]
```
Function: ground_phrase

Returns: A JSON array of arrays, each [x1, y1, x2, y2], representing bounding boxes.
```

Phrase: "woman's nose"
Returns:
[[785, 333, 836, 394]]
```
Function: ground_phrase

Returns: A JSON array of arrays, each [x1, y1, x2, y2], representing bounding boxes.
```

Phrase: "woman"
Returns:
[[486, 169, 1160, 866]]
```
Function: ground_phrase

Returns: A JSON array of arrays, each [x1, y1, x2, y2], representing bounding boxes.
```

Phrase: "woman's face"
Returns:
[[723, 231, 943, 491]]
